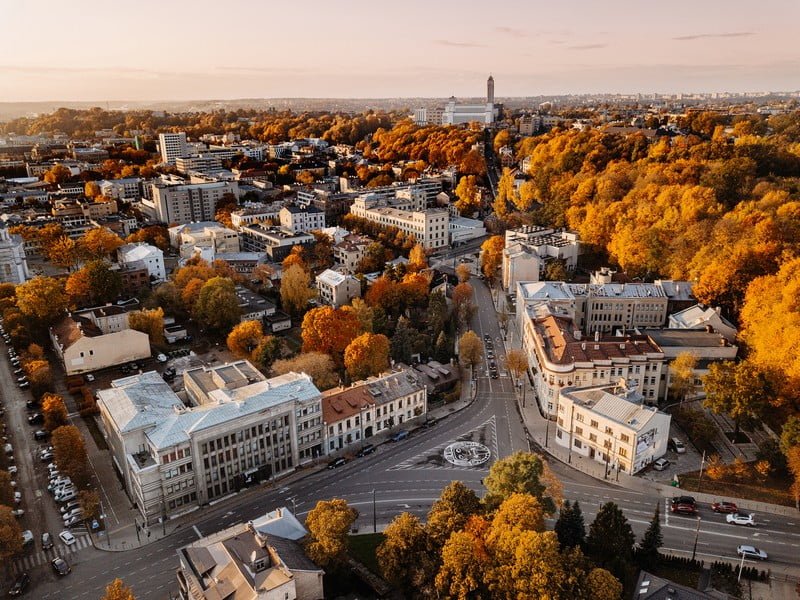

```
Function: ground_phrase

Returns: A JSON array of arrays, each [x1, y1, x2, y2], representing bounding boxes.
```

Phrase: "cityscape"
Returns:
[[1, 1, 799, 599]]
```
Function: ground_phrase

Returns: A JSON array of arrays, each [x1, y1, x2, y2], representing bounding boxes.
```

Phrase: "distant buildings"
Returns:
[[315, 269, 361, 308], [159, 132, 188, 165], [0, 224, 29, 284]]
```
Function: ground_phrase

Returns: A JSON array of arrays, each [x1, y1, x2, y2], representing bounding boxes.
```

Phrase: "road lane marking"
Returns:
[[193, 525, 203, 539]]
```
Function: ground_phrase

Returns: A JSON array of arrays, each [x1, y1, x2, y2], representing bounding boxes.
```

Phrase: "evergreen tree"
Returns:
[[390, 317, 414, 364], [586, 502, 636, 582], [427, 290, 449, 339], [554, 500, 586, 550], [639, 503, 663, 568], [434, 331, 451, 363]]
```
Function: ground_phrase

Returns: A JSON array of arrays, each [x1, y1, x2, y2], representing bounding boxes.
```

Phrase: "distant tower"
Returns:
[[487, 74, 495, 105]]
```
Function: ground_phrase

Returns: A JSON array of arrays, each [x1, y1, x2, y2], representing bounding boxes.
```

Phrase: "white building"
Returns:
[[159, 132, 188, 165], [555, 383, 671, 475], [449, 216, 487, 245], [333, 234, 372, 274], [668, 304, 737, 344], [230, 202, 284, 230], [143, 180, 239, 225], [279, 205, 326, 233], [502, 226, 581, 290], [175, 154, 223, 175], [97, 365, 323, 525], [118, 242, 166, 282], [315, 269, 361, 308], [350, 194, 449, 250], [98, 178, 142, 201], [168, 222, 240, 260], [0, 224, 29, 284]]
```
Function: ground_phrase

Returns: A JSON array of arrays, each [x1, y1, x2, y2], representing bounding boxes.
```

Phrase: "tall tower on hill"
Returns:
[[487, 74, 495, 105]]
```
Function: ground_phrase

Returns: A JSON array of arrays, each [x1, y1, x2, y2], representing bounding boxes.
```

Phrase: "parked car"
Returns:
[[62, 509, 83, 522], [27, 413, 43, 425], [34, 430, 49, 441], [327, 457, 347, 469], [41, 451, 54, 462], [672, 496, 696, 506], [64, 515, 83, 528], [58, 530, 76, 545], [14, 491, 21, 504], [156, 353, 168, 363], [737, 545, 767, 560], [356, 444, 375, 457], [84, 373, 95, 383], [422, 418, 438, 428], [8, 572, 30, 596], [390, 430, 409, 442], [18, 381, 29, 389], [711, 501, 738, 513], [12, 509, 24, 518], [653, 458, 671, 471], [727, 512, 756, 527], [51, 556, 71, 576], [21, 529, 33, 546], [41, 532, 53, 549], [668, 437, 687, 453], [60, 500, 81, 515], [7, 465, 17, 475], [55, 488, 77, 503]]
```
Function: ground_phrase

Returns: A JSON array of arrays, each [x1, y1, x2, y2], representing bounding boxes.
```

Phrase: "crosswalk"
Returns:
[[13, 532, 92, 573]]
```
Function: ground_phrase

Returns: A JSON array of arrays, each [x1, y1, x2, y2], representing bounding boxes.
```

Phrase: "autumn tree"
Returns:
[[0, 472, 13, 507], [586, 502, 635, 582], [65, 260, 123, 306], [42, 393, 69, 432], [426, 481, 482, 549], [638, 503, 663, 569], [435, 523, 491, 600], [344, 332, 390, 381], [282, 246, 307, 271], [455, 175, 481, 216], [452, 282, 475, 328], [23, 359, 53, 399], [84, 181, 101, 198], [227, 320, 266, 358], [81, 227, 124, 257], [505, 349, 528, 382], [586, 568, 623, 600], [100, 578, 136, 600], [48, 235, 82, 271], [482, 451, 555, 513], [0, 506, 23, 560], [280, 263, 315, 317], [304, 498, 358, 570], [43, 163, 71, 184], [128, 307, 166, 346], [459, 149, 487, 177], [126, 225, 169, 250], [703, 360, 769, 436], [52, 425, 90, 489], [455, 263, 471, 283], [493, 168, 517, 217], [251, 335, 281, 371], [272, 352, 339, 390], [554, 500, 585, 551], [458, 330, 483, 372], [407, 243, 428, 273], [15, 276, 68, 327], [349, 298, 374, 333], [193, 277, 242, 334], [480, 235, 504, 282], [377, 513, 436, 596], [301, 306, 362, 364], [78, 489, 101, 520]]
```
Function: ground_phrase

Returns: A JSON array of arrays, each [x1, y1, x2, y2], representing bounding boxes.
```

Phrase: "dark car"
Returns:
[[25, 400, 38, 410], [8, 572, 30, 596], [33, 430, 49, 441], [356, 444, 375, 457], [41, 532, 53, 549], [327, 457, 347, 469], [27, 413, 43, 425], [422, 418, 438, 428], [711, 501, 738, 514], [670, 503, 697, 515], [672, 496, 696, 506], [51, 556, 70, 576]]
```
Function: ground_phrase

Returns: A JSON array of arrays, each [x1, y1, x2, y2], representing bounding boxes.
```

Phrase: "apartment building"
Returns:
[[322, 369, 427, 455], [555, 383, 671, 475], [230, 202, 283, 230], [98, 178, 142, 201], [239, 225, 314, 261], [175, 154, 223, 175], [159, 132, 188, 165], [502, 226, 581, 290], [118, 242, 166, 282], [333, 234, 371, 273], [315, 269, 361, 308], [97, 365, 323, 525], [168, 222, 240, 260], [350, 194, 449, 250], [143, 180, 238, 225], [279, 204, 326, 233]]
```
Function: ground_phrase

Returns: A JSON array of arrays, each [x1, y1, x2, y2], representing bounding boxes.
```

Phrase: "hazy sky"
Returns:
[[1, 0, 798, 101]]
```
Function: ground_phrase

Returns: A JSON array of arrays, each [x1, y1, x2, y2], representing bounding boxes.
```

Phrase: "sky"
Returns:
[[1, 0, 799, 102]]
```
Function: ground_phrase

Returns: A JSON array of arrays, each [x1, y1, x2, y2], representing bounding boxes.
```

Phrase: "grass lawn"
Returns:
[[679, 468, 795, 507], [348, 533, 385, 575]]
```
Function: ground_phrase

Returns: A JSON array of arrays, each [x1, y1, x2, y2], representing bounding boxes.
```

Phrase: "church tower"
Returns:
[[487, 74, 495, 105]]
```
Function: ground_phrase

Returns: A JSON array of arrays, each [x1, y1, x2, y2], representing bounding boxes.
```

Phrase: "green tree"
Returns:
[[390, 317, 414, 364], [427, 291, 449, 340], [304, 499, 358, 570], [543, 259, 569, 282], [434, 330, 451, 363], [251, 336, 281, 371], [377, 513, 436, 597], [586, 502, 635, 580], [193, 277, 242, 334], [554, 499, 585, 551], [426, 481, 482, 549], [638, 503, 663, 568], [703, 360, 769, 436], [482, 451, 555, 513], [669, 352, 698, 404], [781, 416, 800, 454]]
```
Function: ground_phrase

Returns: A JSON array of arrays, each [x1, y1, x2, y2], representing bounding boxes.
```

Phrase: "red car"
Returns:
[[711, 501, 738, 514], [670, 503, 697, 515]]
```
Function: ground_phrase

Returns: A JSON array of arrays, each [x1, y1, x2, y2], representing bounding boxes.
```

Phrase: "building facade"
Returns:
[[159, 132, 188, 165], [315, 269, 361, 308], [118, 242, 166, 282], [279, 205, 326, 233], [143, 181, 238, 225], [350, 194, 449, 250]]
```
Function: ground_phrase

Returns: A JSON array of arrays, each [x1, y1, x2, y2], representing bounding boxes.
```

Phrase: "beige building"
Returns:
[[315, 269, 361, 308], [502, 226, 581, 290], [169, 222, 240, 260], [50, 305, 151, 375], [555, 383, 671, 475], [333, 234, 371, 273], [143, 180, 238, 225], [350, 194, 449, 250], [177, 507, 324, 600]]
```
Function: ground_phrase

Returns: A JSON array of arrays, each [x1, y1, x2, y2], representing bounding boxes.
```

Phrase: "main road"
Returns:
[[28, 277, 800, 598]]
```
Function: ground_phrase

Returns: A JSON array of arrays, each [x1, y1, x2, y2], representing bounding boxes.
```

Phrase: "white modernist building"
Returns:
[[118, 242, 166, 282], [555, 383, 671, 475], [159, 132, 188, 165], [315, 269, 361, 308], [143, 180, 238, 225], [502, 226, 581, 290], [350, 194, 449, 250], [168, 222, 240, 260], [98, 178, 142, 201]]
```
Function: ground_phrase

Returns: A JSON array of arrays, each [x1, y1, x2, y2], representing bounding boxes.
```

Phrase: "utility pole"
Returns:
[[372, 489, 377, 533], [691, 515, 701, 562], [697, 450, 706, 494], [737, 550, 746, 582]]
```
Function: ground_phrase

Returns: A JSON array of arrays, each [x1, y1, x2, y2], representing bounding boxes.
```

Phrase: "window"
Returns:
[[590, 420, 598, 429], [589, 433, 597, 442], [574, 427, 583, 436], [620, 433, 630, 443], [618, 447, 627, 458]]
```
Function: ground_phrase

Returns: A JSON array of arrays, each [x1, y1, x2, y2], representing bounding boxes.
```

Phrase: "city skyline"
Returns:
[[1, 0, 799, 102]]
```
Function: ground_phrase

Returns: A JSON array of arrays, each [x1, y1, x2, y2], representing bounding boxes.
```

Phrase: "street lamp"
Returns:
[[691, 515, 701, 562], [372, 489, 377, 533], [697, 450, 706, 494]]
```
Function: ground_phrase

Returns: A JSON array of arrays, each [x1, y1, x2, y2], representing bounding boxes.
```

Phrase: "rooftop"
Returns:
[[562, 384, 664, 432]]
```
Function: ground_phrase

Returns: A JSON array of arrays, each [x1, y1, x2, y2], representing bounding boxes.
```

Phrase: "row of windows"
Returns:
[[164, 463, 193, 479], [167, 492, 197, 510]]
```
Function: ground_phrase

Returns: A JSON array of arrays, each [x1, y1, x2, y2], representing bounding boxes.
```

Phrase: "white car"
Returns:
[[156, 353, 168, 363], [62, 509, 83, 522], [737, 545, 767, 560], [7, 465, 17, 475], [58, 530, 76, 546], [21, 530, 34, 545], [12, 509, 24, 518], [13, 491, 21, 504], [727, 512, 756, 527]]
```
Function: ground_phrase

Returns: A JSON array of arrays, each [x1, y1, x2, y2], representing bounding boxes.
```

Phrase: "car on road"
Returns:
[[670, 503, 697, 515], [58, 530, 76, 545], [422, 418, 438, 428], [490, 368, 499, 379], [356, 444, 375, 457], [41, 532, 53, 549], [27, 413, 43, 425], [21, 529, 33, 546], [327, 457, 347, 469], [737, 545, 767, 560], [390, 430, 409, 442], [653, 458, 671, 471], [51, 556, 71, 576], [726, 512, 755, 527], [711, 501, 738, 513], [672, 496, 696, 506], [668, 437, 687, 453], [12, 509, 24, 518], [34, 429, 49, 441], [8, 572, 30, 596], [14, 491, 21, 504]]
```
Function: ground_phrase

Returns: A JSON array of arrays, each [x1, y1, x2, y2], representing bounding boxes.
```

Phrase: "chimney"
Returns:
[[573, 330, 582, 341], [594, 331, 600, 342]]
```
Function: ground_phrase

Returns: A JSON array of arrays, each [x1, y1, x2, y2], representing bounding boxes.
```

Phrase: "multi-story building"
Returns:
[[118, 242, 166, 282], [315, 269, 361, 308], [97, 365, 323, 525], [159, 132, 188, 165], [168, 222, 240, 260], [175, 154, 223, 175], [50, 305, 151, 376], [555, 383, 671, 475], [350, 194, 449, 250], [239, 225, 314, 261], [98, 178, 142, 201], [502, 226, 581, 290], [322, 369, 427, 454], [519, 113, 543, 136], [143, 180, 238, 225], [52, 198, 118, 220], [667, 304, 737, 343], [333, 234, 372, 273], [0, 224, 29, 284], [230, 202, 284, 230], [234, 285, 276, 322], [176, 507, 324, 600], [521, 310, 665, 416], [279, 204, 326, 233]]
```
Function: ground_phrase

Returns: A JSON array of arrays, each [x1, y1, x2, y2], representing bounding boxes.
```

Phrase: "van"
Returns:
[[390, 430, 409, 442], [668, 438, 686, 454], [653, 458, 671, 471]]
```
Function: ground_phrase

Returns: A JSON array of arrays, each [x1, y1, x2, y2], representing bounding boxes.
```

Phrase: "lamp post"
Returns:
[[737, 549, 747, 582], [697, 450, 706, 494], [372, 489, 377, 533], [691, 515, 701, 562]]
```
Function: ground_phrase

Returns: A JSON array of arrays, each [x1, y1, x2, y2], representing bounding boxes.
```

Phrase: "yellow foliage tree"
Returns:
[[272, 352, 339, 390], [480, 235, 504, 281], [42, 393, 68, 432], [227, 320, 265, 358], [344, 332, 390, 381], [304, 498, 358, 569], [81, 227, 124, 256], [280, 263, 315, 316], [128, 307, 166, 346]]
